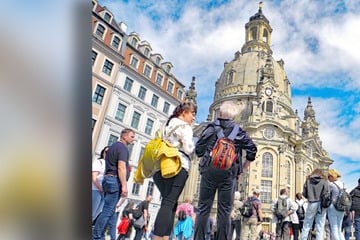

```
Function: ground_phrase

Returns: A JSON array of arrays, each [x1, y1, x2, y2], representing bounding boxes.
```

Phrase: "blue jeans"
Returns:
[[93, 175, 121, 240], [299, 201, 326, 240], [327, 204, 345, 240], [355, 214, 360, 240], [194, 166, 237, 240], [92, 189, 104, 222]]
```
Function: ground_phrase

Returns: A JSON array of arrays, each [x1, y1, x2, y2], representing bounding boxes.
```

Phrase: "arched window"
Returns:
[[263, 29, 268, 43], [250, 27, 257, 41], [262, 152, 273, 177], [226, 71, 234, 85], [287, 161, 291, 185], [266, 100, 273, 113]]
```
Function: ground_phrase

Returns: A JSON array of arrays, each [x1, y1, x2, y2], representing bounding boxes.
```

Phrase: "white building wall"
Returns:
[[95, 65, 182, 235]]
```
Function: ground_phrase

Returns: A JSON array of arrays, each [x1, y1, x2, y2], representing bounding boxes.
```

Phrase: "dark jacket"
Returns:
[[350, 186, 360, 214], [302, 174, 329, 202], [195, 118, 257, 173]]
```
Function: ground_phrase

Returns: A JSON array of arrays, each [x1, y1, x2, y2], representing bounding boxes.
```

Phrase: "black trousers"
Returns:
[[153, 168, 188, 237], [194, 166, 237, 240]]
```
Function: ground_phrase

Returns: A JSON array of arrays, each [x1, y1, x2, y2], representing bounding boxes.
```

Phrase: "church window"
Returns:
[[261, 180, 272, 203], [263, 29, 268, 43], [226, 71, 234, 85], [264, 127, 275, 139], [250, 27, 257, 41], [265, 100, 273, 113], [262, 152, 273, 177]]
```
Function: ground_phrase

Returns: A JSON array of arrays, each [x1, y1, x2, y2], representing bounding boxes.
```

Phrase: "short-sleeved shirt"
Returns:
[[92, 158, 105, 190], [105, 141, 130, 180]]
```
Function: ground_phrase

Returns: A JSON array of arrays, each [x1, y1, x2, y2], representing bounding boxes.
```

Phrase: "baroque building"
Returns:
[[183, 3, 333, 232]]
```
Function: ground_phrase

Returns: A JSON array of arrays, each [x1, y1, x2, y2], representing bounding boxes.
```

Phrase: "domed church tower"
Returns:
[[185, 2, 333, 232]]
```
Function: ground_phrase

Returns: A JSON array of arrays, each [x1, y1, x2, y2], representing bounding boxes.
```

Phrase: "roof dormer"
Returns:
[[128, 32, 140, 49], [151, 53, 163, 66], [139, 40, 152, 58], [162, 62, 173, 74], [101, 8, 113, 23]]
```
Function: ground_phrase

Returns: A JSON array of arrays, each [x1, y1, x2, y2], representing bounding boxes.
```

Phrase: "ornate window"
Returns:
[[262, 152, 273, 177], [250, 27, 257, 41], [261, 180, 272, 203], [226, 71, 234, 85], [265, 100, 273, 113], [264, 127, 275, 139], [263, 29, 268, 43]]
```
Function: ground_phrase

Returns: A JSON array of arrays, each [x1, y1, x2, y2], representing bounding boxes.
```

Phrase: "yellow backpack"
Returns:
[[134, 125, 183, 184]]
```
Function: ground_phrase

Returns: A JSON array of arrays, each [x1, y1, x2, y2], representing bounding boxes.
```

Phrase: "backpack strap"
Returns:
[[161, 124, 185, 139], [214, 121, 239, 140], [333, 182, 340, 190]]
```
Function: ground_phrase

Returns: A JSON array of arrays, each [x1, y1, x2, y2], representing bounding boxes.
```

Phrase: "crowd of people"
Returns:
[[92, 100, 360, 240]]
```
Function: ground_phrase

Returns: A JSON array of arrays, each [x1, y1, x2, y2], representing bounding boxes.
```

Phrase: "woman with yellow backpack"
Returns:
[[151, 102, 197, 240]]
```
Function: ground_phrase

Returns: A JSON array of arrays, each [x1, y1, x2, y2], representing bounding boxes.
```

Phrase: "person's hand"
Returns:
[[121, 185, 128, 197]]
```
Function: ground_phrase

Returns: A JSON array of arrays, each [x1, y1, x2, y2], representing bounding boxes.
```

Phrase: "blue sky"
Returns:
[[98, 0, 360, 190]]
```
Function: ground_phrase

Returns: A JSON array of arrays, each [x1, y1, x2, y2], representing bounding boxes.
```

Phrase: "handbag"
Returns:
[[133, 216, 145, 229]]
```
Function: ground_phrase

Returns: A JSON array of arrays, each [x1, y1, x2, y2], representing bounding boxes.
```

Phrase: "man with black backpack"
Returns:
[[194, 101, 257, 240], [271, 189, 298, 240], [240, 189, 263, 240]]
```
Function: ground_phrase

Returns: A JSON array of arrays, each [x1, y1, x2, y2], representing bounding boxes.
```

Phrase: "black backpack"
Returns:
[[321, 190, 332, 208], [296, 202, 305, 220], [275, 197, 288, 219], [333, 182, 352, 212], [241, 198, 255, 217]]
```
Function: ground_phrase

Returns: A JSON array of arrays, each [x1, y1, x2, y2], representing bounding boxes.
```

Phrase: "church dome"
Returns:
[[209, 3, 293, 121], [214, 51, 290, 103]]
